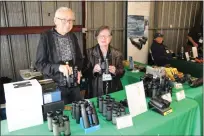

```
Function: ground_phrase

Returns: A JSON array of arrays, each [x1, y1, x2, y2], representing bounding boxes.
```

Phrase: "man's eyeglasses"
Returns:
[[55, 17, 75, 24]]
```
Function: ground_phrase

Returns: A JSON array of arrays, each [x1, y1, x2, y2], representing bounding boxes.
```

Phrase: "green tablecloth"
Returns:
[[182, 83, 203, 134], [169, 59, 203, 78], [121, 61, 146, 87], [1, 90, 201, 135], [121, 68, 203, 135]]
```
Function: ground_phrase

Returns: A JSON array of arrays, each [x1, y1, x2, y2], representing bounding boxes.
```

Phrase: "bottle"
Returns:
[[181, 46, 184, 59], [30, 62, 34, 72]]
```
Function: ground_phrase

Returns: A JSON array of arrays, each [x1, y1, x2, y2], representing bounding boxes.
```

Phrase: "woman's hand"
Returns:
[[109, 65, 116, 74]]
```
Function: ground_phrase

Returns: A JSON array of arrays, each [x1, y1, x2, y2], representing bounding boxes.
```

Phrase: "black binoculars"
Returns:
[[63, 61, 78, 88], [71, 100, 99, 129], [149, 97, 170, 110], [97, 95, 126, 125], [98, 58, 109, 75], [141, 74, 173, 98]]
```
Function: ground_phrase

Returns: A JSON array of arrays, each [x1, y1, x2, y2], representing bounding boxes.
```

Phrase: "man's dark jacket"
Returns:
[[82, 45, 125, 98], [35, 29, 83, 86], [151, 40, 171, 66]]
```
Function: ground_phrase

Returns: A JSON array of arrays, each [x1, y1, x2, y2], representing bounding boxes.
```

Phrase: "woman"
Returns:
[[83, 26, 125, 98]]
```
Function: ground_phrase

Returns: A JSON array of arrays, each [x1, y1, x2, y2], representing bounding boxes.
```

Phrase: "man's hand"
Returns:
[[109, 66, 116, 74], [93, 64, 101, 73], [59, 65, 72, 77]]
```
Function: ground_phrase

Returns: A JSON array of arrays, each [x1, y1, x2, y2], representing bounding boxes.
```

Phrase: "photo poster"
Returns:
[[127, 15, 144, 38], [127, 15, 149, 63], [127, 15, 149, 38]]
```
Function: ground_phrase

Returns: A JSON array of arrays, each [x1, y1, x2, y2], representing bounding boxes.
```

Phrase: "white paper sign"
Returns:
[[176, 90, 186, 101], [4, 79, 43, 132], [185, 52, 190, 61], [192, 47, 198, 58], [102, 74, 112, 81], [161, 93, 172, 102], [116, 114, 133, 129], [125, 81, 147, 117]]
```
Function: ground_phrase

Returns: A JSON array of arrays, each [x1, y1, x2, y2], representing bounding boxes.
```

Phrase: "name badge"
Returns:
[[102, 74, 112, 81], [176, 90, 186, 101]]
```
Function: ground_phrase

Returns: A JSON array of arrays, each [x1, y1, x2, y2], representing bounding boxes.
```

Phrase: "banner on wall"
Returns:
[[127, 15, 144, 38], [126, 2, 150, 64]]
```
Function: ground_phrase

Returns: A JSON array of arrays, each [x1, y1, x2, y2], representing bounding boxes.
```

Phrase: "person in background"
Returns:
[[150, 32, 172, 66], [35, 7, 83, 104], [186, 25, 203, 52], [82, 26, 125, 98]]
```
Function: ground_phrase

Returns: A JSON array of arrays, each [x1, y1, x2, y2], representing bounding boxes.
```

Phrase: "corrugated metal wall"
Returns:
[[1, 1, 83, 81], [154, 1, 202, 53], [86, 2, 126, 54]]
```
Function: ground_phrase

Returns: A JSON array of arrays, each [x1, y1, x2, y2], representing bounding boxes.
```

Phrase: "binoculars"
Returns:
[[149, 97, 170, 110], [129, 36, 148, 50], [141, 74, 173, 98], [47, 109, 71, 136], [97, 95, 126, 125], [98, 58, 109, 75], [71, 100, 99, 129], [64, 61, 78, 88]]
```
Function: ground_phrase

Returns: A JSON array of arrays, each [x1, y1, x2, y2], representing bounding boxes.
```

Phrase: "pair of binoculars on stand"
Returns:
[[71, 100, 99, 129], [47, 109, 71, 136], [97, 95, 126, 125]]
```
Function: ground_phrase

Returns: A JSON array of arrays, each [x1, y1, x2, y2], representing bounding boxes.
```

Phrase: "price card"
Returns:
[[116, 114, 133, 129], [185, 52, 190, 61], [102, 74, 112, 81], [174, 83, 183, 89], [161, 93, 172, 102], [176, 90, 186, 101]]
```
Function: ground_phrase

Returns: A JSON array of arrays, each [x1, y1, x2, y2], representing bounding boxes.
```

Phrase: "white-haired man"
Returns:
[[36, 7, 83, 104]]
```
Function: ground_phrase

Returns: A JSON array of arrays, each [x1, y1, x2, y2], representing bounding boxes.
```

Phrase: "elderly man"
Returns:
[[35, 7, 83, 104], [150, 32, 172, 66]]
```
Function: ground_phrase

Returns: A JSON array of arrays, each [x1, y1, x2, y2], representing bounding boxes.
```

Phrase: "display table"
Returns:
[[1, 90, 201, 135], [182, 83, 203, 134], [169, 59, 203, 78], [121, 65, 203, 135]]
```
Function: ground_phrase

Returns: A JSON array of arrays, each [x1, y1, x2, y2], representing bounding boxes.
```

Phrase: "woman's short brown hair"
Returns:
[[95, 25, 113, 38]]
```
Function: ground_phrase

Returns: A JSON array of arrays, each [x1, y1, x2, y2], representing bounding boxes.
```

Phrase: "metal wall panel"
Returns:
[[70, 2, 82, 25], [56, 1, 70, 9], [10, 35, 28, 80], [27, 34, 40, 65], [25, 2, 41, 26], [154, 1, 202, 53], [1, 2, 6, 27], [6, 2, 24, 27], [1, 36, 13, 79], [41, 1, 55, 26]]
